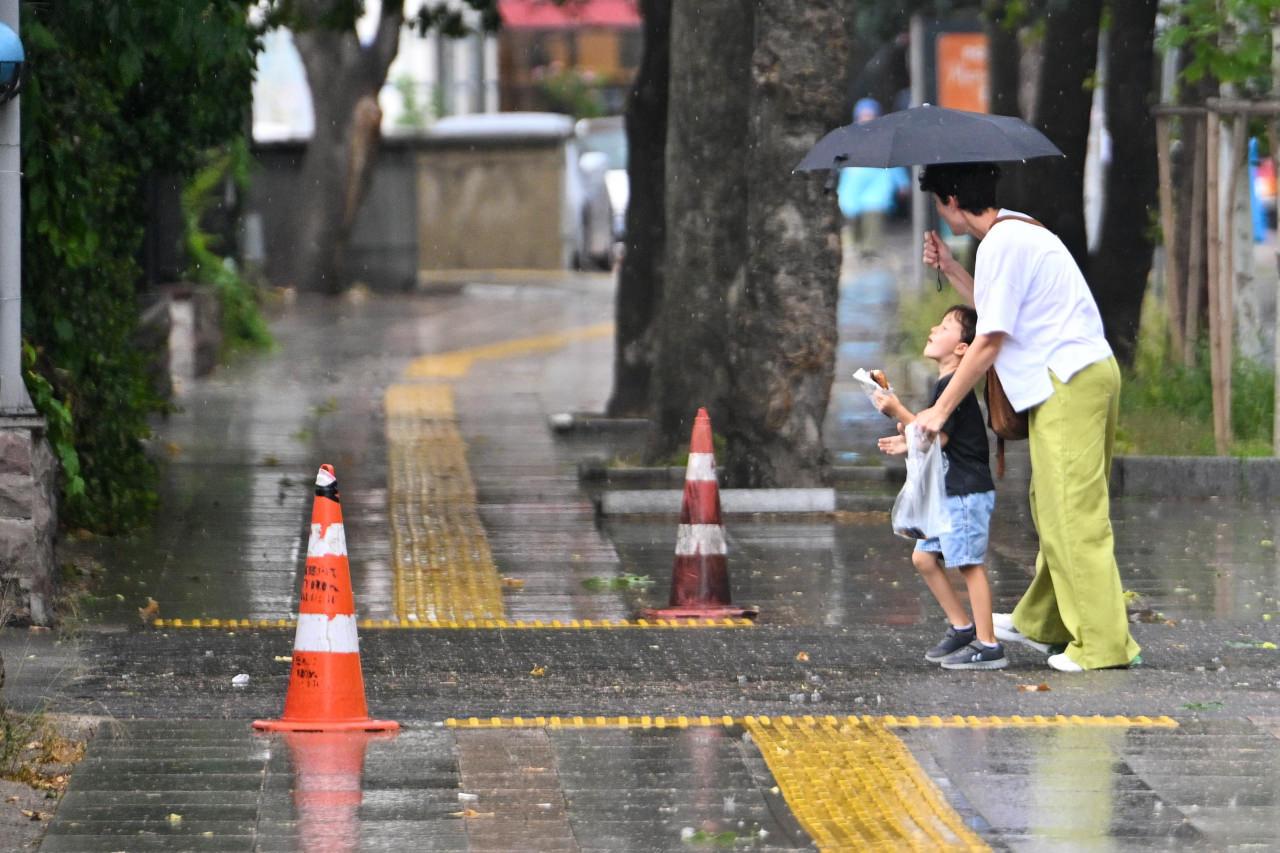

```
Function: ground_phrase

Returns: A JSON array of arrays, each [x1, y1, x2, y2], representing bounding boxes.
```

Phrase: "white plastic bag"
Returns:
[[891, 424, 952, 540]]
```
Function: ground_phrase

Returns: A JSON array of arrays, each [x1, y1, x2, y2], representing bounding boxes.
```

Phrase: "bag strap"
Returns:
[[992, 214, 1045, 229], [983, 212, 1034, 481]]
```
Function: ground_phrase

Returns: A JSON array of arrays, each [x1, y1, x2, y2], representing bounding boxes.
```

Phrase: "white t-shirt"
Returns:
[[973, 210, 1113, 411]]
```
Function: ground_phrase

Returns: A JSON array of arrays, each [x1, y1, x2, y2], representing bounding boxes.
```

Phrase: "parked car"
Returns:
[[575, 116, 628, 269]]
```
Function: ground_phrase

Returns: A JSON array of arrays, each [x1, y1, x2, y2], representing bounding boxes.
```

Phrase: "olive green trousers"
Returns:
[[1012, 356, 1141, 669]]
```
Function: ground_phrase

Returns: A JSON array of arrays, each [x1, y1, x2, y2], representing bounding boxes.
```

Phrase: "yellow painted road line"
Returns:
[[151, 617, 755, 630], [404, 322, 614, 378], [386, 383, 505, 622]]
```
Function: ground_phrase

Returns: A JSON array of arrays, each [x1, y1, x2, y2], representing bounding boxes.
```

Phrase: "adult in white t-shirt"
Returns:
[[911, 162, 1140, 672]]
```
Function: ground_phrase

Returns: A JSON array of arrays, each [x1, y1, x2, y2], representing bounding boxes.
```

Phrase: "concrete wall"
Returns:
[[249, 134, 574, 291], [249, 141, 421, 292], [417, 138, 570, 272]]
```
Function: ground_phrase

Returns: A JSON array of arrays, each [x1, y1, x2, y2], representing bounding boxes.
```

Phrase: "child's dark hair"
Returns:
[[918, 162, 1001, 213], [946, 304, 977, 345]]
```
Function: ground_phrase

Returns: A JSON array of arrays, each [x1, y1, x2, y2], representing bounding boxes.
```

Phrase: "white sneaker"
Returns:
[[1047, 652, 1084, 673], [992, 613, 1053, 654]]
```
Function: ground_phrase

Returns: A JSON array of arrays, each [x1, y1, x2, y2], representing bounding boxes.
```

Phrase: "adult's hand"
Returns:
[[922, 229, 951, 272], [923, 230, 975, 305], [913, 404, 949, 440]]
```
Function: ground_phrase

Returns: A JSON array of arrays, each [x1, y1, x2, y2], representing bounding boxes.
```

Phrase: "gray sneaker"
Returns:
[[941, 642, 1008, 670], [924, 625, 976, 662]]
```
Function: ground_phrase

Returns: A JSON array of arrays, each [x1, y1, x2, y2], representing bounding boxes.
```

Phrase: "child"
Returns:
[[874, 305, 1005, 670]]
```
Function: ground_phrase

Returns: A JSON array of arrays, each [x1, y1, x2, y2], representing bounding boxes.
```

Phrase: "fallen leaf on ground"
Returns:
[[795, 651, 810, 662], [1017, 683, 1051, 692], [450, 808, 494, 818], [501, 577, 525, 590], [167, 813, 183, 824], [530, 665, 546, 677], [20, 810, 49, 821], [138, 597, 160, 624]]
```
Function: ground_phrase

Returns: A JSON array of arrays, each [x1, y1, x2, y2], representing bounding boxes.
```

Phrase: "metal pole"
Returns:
[[0, 0, 31, 414]]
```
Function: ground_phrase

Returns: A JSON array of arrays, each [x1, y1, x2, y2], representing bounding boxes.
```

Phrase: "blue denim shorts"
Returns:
[[914, 490, 996, 568]]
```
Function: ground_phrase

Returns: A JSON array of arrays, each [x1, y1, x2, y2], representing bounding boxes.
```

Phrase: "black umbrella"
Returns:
[[796, 104, 1063, 172]]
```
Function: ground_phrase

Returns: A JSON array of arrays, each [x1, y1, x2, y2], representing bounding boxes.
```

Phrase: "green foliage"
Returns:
[[1118, 300, 1274, 456], [536, 65, 607, 119], [181, 140, 274, 354], [1160, 0, 1279, 95], [393, 74, 428, 128], [263, 0, 503, 36], [20, 1, 259, 532]]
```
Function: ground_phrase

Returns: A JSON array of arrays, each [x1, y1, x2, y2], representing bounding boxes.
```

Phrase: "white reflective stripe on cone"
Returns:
[[315, 467, 337, 488], [307, 523, 348, 557], [675, 524, 727, 556], [293, 613, 361, 653], [685, 452, 716, 482]]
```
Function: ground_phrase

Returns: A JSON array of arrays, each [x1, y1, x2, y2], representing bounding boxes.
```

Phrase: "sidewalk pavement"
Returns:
[[4, 244, 1279, 851]]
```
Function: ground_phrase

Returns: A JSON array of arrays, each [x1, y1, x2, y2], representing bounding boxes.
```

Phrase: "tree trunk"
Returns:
[[291, 3, 401, 293], [1172, 58, 1218, 363], [606, 0, 671, 417], [645, 0, 754, 460], [722, 0, 845, 487], [984, 0, 1022, 118], [1088, 0, 1159, 365], [1018, 0, 1102, 269]]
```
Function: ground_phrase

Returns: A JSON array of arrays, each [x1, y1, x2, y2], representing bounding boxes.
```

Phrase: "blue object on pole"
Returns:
[[0, 21, 24, 102]]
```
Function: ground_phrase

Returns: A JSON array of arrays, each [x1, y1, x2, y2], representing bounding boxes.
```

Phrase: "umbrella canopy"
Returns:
[[796, 104, 1063, 172]]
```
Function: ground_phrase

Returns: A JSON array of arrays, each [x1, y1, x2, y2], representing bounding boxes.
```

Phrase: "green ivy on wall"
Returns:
[[19, 1, 260, 533]]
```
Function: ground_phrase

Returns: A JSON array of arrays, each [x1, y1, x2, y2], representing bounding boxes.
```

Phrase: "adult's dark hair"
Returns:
[[946, 304, 978, 345], [918, 162, 1001, 213]]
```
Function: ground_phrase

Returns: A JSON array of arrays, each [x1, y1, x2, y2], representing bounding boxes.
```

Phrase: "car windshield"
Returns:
[[580, 128, 627, 170]]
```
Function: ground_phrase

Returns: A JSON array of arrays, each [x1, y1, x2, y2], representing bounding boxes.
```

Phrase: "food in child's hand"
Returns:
[[869, 369, 889, 390]]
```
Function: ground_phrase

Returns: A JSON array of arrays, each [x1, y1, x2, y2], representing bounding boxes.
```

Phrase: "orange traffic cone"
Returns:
[[254, 464, 398, 733], [642, 408, 756, 620], [282, 732, 393, 853]]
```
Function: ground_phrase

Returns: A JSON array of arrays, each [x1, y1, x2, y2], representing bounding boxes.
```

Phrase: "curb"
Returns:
[[1111, 455, 1280, 499], [599, 488, 836, 516]]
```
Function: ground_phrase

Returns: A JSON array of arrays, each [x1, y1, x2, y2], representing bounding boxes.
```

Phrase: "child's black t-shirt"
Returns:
[[930, 373, 995, 496]]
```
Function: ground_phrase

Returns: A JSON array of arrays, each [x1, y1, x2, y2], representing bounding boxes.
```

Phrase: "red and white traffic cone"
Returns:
[[254, 464, 398, 733], [642, 408, 756, 620]]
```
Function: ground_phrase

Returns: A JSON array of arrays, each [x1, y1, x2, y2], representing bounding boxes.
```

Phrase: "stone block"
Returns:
[[0, 429, 33, 475], [0, 473, 34, 519], [1239, 458, 1280, 499]]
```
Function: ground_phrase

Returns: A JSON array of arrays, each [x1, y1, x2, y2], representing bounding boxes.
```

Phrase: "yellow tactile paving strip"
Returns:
[[441, 714, 1177, 852], [747, 715, 986, 851], [404, 322, 614, 378], [385, 382, 505, 622]]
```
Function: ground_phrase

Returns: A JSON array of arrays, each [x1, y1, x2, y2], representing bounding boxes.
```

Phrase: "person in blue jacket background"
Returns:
[[838, 98, 910, 259]]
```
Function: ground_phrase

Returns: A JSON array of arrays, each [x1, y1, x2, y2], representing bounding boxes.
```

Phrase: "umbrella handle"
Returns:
[[936, 267, 943, 293]]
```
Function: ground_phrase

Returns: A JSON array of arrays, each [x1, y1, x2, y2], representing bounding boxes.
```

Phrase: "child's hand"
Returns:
[[877, 433, 907, 456], [871, 388, 898, 416]]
